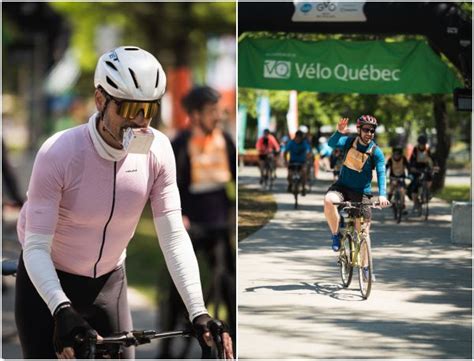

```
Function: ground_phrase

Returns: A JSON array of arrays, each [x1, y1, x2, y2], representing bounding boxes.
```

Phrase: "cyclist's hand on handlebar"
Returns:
[[378, 195, 390, 208], [193, 314, 234, 359], [53, 303, 98, 358], [337, 118, 349, 134]]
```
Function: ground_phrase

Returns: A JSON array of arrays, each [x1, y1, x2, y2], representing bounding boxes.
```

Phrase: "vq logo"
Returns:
[[264, 60, 291, 79]]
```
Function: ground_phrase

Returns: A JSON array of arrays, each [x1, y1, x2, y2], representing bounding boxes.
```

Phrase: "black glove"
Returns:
[[193, 314, 229, 359], [193, 314, 213, 349], [53, 303, 97, 354]]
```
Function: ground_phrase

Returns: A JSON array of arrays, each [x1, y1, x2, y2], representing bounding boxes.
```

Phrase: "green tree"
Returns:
[[50, 2, 235, 95]]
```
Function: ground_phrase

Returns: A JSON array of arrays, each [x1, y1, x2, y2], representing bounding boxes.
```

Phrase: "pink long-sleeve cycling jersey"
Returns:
[[17, 117, 181, 278]]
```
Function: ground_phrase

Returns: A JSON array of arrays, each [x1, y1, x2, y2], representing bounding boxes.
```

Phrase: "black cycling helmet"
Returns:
[[295, 130, 304, 138], [417, 135, 428, 145], [181, 86, 220, 113]]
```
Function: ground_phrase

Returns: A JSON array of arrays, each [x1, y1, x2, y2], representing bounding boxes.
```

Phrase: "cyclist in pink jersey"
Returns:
[[15, 46, 233, 359]]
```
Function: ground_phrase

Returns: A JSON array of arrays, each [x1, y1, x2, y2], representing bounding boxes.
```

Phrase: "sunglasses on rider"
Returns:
[[361, 127, 376, 134], [102, 90, 160, 120]]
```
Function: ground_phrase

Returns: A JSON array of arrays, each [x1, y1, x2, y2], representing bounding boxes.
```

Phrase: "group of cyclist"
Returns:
[[386, 134, 438, 215], [257, 123, 437, 211], [256, 115, 438, 257], [256, 127, 318, 196]]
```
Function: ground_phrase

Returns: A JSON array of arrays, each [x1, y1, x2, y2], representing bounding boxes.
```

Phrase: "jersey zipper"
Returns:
[[93, 161, 117, 278]]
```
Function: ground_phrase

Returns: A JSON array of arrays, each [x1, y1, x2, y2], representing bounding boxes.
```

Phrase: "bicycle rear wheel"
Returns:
[[358, 237, 372, 299], [339, 234, 353, 287]]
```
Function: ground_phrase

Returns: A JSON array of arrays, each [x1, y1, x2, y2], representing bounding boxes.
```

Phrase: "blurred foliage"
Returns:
[[459, 2, 472, 18], [49, 2, 235, 95], [238, 31, 470, 147]]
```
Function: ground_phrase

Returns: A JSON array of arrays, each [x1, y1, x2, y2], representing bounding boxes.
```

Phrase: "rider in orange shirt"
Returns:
[[256, 129, 280, 184]]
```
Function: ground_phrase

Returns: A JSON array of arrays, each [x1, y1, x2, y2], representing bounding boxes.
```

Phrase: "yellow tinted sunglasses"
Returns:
[[102, 89, 160, 120], [115, 100, 160, 120]]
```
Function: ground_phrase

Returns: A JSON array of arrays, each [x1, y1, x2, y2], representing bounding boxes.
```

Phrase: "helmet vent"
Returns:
[[155, 70, 159, 88], [106, 76, 119, 89], [124, 47, 139, 51], [105, 61, 118, 71], [128, 68, 140, 89]]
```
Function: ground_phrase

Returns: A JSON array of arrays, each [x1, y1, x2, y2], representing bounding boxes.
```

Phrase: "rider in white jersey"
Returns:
[[15, 46, 233, 359]]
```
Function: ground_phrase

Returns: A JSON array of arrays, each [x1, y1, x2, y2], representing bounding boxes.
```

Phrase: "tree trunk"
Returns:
[[432, 94, 450, 192]]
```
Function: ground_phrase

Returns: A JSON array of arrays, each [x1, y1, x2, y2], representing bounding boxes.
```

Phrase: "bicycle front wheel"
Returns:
[[422, 188, 430, 221], [263, 167, 269, 189], [358, 237, 372, 299], [293, 182, 299, 209], [339, 234, 353, 287]]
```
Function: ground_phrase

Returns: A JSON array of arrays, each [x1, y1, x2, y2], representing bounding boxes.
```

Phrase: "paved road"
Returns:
[[238, 166, 471, 359]]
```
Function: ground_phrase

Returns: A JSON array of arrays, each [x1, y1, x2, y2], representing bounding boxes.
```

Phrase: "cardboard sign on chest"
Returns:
[[343, 138, 375, 173]]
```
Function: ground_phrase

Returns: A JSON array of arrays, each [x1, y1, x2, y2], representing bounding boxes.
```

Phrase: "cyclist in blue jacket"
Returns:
[[324, 116, 390, 254], [284, 130, 312, 195]]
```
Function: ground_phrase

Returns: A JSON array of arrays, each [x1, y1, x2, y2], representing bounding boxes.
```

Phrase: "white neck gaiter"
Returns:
[[87, 113, 127, 162]]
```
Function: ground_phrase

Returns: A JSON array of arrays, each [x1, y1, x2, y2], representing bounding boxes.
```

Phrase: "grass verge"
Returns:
[[435, 185, 471, 203], [238, 186, 277, 241]]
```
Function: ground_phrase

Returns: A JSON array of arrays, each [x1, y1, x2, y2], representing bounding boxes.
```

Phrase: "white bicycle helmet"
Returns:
[[94, 46, 166, 101], [299, 125, 309, 134]]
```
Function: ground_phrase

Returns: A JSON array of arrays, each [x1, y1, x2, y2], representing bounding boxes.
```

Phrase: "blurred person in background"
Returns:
[[2, 139, 25, 209], [14, 46, 233, 359], [279, 134, 290, 167], [386, 146, 410, 203], [329, 147, 344, 181], [159, 85, 236, 358], [318, 136, 333, 172], [284, 130, 312, 195], [407, 134, 438, 213], [256, 128, 280, 184]]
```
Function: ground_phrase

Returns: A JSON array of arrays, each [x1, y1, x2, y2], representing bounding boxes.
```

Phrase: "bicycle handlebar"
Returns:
[[75, 321, 227, 359], [94, 329, 192, 346], [333, 201, 389, 208]]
